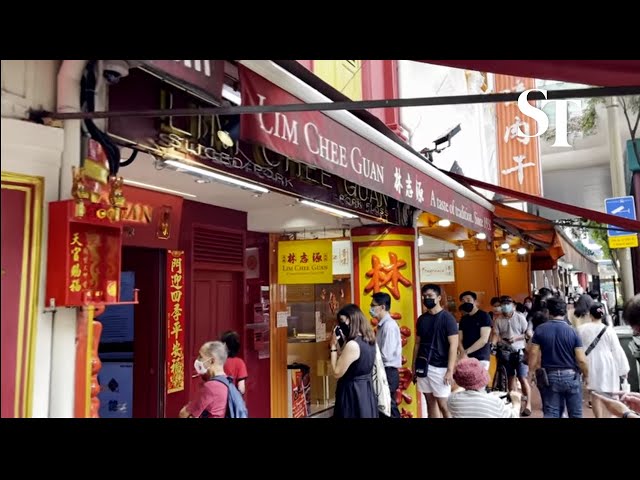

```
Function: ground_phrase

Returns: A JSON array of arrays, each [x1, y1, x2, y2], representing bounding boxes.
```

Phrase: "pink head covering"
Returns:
[[453, 358, 489, 391]]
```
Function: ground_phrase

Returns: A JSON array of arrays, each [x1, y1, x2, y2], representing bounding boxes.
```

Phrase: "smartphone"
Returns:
[[334, 326, 345, 348]]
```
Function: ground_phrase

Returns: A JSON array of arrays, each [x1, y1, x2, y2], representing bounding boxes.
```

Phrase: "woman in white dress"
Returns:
[[577, 302, 630, 418]]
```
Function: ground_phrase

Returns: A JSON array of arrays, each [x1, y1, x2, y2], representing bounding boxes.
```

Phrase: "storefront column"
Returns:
[[351, 226, 419, 418]]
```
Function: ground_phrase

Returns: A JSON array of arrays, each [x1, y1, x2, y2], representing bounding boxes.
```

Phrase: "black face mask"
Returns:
[[424, 298, 437, 310], [460, 302, 474, 313], [336, 322, 350, 347]]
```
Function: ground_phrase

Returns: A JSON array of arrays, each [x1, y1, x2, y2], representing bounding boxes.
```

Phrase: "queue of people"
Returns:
[[178, 290, 640, 419], [328, 289, 640, 419]]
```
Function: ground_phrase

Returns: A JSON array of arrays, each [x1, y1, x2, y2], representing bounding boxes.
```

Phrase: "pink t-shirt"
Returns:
[[186, 380, 228, 418]]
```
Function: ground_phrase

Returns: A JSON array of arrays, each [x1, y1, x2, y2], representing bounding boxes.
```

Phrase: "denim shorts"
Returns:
[[505, 359, 529, 378]]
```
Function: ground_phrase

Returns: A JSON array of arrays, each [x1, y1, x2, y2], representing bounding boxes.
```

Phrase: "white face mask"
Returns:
[[194, 358, 210, 375]]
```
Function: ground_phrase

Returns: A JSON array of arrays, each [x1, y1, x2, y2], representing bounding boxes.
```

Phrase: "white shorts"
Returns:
[[417, 365, 451, 398]]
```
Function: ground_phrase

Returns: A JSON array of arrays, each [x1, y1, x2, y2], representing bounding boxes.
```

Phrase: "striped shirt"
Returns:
[[447, 390, 519, 418]]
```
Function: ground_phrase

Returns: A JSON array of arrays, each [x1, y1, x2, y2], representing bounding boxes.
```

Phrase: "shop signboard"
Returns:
[[278, 240, 333, 285]]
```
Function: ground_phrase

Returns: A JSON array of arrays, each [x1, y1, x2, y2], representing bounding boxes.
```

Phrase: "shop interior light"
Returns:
[[456, 247, 465, 258], [164, 159, 269, 194], [501, 258, 508, 266], [437, 257, 443, 263], [517, 247, 527, 255], [216, 115, 240, 148], [299, 200, 358, 219], [501, 242, 510, 251], [475, 232, 487, 240], [418, 236, 424, 247], [122, 179, 197, 198], [437, 219, 451, 227]]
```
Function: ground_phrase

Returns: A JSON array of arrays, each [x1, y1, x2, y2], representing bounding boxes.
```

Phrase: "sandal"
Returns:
[[521, 408, 532, 417]]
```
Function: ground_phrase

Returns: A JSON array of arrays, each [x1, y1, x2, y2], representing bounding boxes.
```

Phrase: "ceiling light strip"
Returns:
[[165, 160, 269, 194]]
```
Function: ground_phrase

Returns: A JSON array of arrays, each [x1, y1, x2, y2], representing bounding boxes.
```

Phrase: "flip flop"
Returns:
[[521, 408, 532, 417]]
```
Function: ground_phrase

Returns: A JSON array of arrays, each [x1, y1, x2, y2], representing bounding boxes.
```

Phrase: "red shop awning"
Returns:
[[492, 202, 565, 271], [416, 60, 640, 87], [492, 202, 557, 249], [237, 61, 494, 238], [447, 171, 640, 233]]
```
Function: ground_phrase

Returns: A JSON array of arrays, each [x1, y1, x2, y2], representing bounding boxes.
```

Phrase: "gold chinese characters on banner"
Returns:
[[166, 250, 185, 394], [277, 240, 333, 284]]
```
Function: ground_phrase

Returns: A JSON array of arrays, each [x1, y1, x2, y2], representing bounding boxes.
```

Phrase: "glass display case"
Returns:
[[284, 277, 351, 416]]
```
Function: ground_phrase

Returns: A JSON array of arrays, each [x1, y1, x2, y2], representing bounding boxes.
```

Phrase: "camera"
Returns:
[[102, 60, 130, 85]]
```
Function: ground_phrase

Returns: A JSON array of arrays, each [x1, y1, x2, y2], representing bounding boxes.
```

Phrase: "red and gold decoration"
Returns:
[[352, 226, 419, 418], [46, 141, 139, 417], [166, 250, 186, 394], [71, 139, 127, 220], [1, 173, 44, 418]]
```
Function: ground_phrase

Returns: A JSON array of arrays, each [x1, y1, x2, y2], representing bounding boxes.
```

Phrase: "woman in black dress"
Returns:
[[330, 304, 378, 418]]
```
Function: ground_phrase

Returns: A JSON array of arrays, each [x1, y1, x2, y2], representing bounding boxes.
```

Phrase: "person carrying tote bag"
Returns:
[[373, 344, 392, 417]]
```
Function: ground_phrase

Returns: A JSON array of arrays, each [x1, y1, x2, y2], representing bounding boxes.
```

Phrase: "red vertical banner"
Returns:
[[166, 250, 186, 394], [494, 75, 542, 197]]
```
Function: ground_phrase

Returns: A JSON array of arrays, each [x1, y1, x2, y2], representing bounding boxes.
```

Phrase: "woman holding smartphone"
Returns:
[[330, 304, 378, 418]]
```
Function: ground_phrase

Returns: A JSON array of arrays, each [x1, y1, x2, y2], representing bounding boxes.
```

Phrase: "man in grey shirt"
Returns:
[[491, 295, 533, 416], [371, 292, 402, 418]]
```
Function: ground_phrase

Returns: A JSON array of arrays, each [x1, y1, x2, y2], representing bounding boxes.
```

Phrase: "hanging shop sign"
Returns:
[[332, 240, 352, 276], [494, 74, 542, 197], [166, 250, 186, 394], [239, 66, 493, 238], [139, 60, 225, 104], [106, 69, 415, 227], [278, 240, 333, 285]]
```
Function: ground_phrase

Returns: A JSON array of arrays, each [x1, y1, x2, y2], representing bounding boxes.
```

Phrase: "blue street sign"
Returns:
[[605, 196, 637, 237]]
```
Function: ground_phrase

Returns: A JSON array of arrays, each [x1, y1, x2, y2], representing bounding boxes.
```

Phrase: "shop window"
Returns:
[[282, 277, 352, 417]]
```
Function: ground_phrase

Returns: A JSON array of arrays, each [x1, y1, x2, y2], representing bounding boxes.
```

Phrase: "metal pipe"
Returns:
[[605, 97, 635, 302], [57, 60, 88, 200], [40, 85, 640, 121]]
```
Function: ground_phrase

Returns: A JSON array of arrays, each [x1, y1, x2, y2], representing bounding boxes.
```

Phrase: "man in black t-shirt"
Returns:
[[412, 284, 459, 418], [458, 291, 492, 371]]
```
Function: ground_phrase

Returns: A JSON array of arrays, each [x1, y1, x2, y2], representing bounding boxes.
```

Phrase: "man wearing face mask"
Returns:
[[490, 297, 502, 323], [491, 295, 533, 416], [413, 284, 459, 418], [458, 291, 492, 371], [179, 341, 229, 418], [371, 292, 402, 418]]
